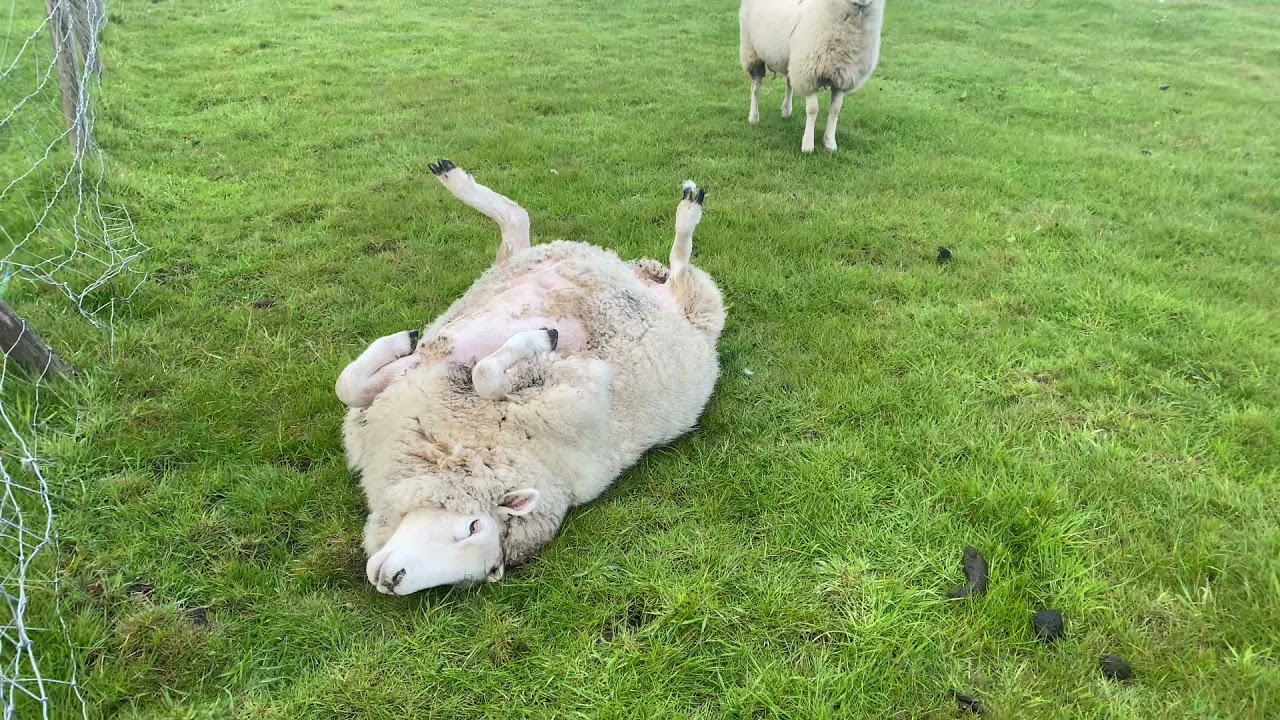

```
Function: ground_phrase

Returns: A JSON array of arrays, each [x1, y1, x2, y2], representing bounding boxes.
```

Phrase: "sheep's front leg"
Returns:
[[472, 328, 559, 400], [823, 89, 845, 152], [781, 77, 793, 118], [430, 159, 531, 265], [748, 76, 763, 124], [336, 330, 421, 408], [362, 511, 398, 557], [801, 94, 820, 153]]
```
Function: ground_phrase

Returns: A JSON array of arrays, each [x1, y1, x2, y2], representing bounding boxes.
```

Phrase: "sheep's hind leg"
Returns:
[[781, 77, 793, 118], [670, 181, 704, 277], [666, 181, 725, 338], [336, 330, 420, 408], [822, 89, 845, 152], [801, 94, 820, 153], [472, 328, 559, 400], [430, 159, 531, 264], [748, 76, 763, 124]]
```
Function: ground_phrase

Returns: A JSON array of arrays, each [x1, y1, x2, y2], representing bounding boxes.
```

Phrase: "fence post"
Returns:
[[0, 301, 74, 376], [44, 0, 89, 152]]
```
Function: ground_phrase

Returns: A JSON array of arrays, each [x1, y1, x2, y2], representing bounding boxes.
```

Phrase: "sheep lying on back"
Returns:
[[739, 0, 886, 152], [337, 161, 726, 595]]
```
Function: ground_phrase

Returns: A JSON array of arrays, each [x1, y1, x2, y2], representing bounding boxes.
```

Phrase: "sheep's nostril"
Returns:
[[387, 568, 406, 591]]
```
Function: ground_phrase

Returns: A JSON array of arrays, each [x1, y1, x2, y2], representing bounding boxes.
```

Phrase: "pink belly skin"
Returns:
[[419, 261, 678, 368], [433, 264, 587, 366], [441, 313, 587, 366]]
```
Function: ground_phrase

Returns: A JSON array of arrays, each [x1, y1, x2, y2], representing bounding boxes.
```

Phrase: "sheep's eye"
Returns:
[[469, 519, 482, 536]]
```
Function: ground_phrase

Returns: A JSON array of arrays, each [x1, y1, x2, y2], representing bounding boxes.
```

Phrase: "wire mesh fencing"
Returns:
[[2, 0, 146, 716]]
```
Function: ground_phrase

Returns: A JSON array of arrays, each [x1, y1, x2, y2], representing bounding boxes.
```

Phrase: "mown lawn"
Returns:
[[8, 0, 1280, 717]]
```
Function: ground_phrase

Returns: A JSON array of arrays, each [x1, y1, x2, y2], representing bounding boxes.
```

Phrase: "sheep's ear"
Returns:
[[497, 489, 540, 517]]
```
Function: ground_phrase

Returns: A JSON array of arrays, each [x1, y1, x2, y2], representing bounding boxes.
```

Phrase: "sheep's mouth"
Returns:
[[449, 567, 500, 590]]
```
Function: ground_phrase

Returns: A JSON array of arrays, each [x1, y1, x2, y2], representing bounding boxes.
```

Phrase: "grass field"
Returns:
[[5, 0, 1280, 717]]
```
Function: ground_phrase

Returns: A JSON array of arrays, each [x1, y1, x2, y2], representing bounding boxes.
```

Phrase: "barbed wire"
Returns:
[[2, 0, 147, 717]]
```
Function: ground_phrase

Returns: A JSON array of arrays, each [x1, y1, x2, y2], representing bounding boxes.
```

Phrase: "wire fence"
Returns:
[[2, 0, 146, 716]]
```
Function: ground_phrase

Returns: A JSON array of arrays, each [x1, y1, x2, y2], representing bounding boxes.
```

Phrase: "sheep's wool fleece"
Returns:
[[344, 240, 725, 565], [740, 0, 885, 96]]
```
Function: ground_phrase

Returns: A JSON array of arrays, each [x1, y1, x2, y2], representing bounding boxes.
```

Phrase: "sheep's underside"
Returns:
[[417, 245, 684, 373]]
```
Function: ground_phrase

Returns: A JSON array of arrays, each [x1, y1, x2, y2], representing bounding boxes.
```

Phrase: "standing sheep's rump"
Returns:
[[739, 0, 886, 152], [337, 162, 726, 595]]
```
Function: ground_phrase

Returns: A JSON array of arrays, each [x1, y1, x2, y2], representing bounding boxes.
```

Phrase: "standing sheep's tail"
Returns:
[[667, 181, 726, 340]]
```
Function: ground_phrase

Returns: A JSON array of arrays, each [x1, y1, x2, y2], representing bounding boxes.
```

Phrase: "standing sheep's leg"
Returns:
[[336, 330, 421, 408], [472, 328, 559, 400], [801, 94, 820, 153], [822, 89, 845, 152], [748, 76, 763, 124], [781, 77, 793, 118], [429, 159, 531, 265]]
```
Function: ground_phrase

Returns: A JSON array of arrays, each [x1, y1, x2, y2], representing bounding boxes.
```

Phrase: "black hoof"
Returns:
[[407, 329, 420, 352], [429, 159, 456, 175], [542, 327, 559, 351]]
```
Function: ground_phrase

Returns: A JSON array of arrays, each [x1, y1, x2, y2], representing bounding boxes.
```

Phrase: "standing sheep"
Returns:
[[739, 0, 886, 152], [337, 161, 726, 595]]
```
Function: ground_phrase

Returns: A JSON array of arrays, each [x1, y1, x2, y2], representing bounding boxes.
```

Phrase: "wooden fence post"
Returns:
[[0, 302, 74, 376], [44, 0, 90, 152]]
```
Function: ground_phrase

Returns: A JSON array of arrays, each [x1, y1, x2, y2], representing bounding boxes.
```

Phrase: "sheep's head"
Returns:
[[365, 489, 540, 595]]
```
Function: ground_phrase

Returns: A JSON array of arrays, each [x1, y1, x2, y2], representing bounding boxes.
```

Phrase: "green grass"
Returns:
[[4, 0, 1279, 716]]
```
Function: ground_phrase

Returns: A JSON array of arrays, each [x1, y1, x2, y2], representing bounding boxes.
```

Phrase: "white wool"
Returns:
[[739, 0, 886, 152], [338, 168, 726, 594]]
